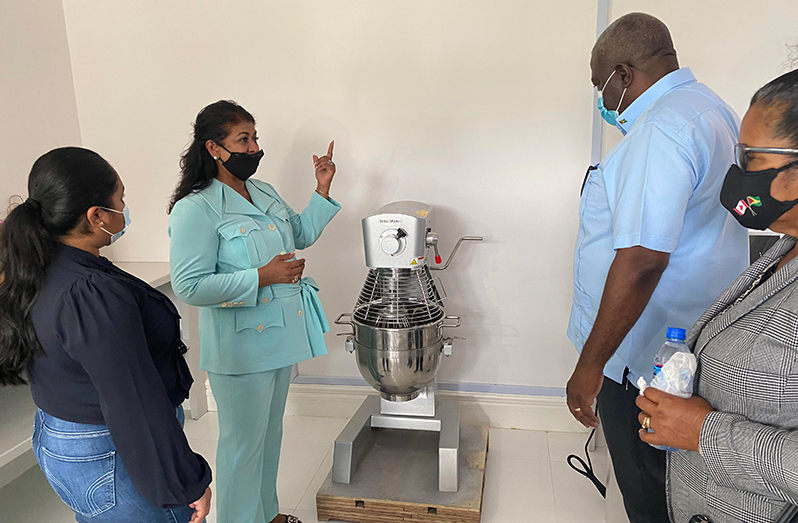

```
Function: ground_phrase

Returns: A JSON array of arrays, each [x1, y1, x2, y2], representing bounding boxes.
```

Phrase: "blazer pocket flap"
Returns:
[[273, 207, 291, 222], [258, 287, 275, 303], [219, 219, 261, 240], [235, 306, 284, 333]]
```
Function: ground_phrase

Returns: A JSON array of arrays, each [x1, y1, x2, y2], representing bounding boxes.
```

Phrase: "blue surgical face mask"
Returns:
[[597, 70, 627, 127], [99, 204, 131, 244]]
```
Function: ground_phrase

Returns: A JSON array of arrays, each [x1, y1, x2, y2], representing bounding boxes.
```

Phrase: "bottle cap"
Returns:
[[667, 327, 686, 341]]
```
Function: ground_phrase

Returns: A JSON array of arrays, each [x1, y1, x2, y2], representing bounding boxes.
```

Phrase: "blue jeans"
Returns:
[[32, 406, 204, 523]]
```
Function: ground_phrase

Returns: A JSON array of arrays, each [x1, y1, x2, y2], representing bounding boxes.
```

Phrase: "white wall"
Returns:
[[0, 0, 81, 219], [614, 0, 798, 117], [56, 0, 798, 392], [602, 0, 798, 156], [0, 0, 82, 488], [61, 0, 597, 391]]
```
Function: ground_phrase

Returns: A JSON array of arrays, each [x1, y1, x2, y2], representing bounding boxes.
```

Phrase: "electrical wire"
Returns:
[[566, 425, 607, 498]]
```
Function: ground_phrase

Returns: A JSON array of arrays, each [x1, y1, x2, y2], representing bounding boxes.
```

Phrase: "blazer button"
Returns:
[[221, 302, 227, 307], [262, 298, 269, 304], [298, 310, 304, 317], [240, 227, 246, 234], [226, 302, 233, 307], [268, 224, 277, 231], [257, 325, 264, 332]]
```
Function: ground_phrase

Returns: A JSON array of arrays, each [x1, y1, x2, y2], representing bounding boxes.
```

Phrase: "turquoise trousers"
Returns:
[[208, 365, 292, 523]]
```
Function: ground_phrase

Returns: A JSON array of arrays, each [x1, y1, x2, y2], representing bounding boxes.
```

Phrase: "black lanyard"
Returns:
[[580, 165, 598, 196]]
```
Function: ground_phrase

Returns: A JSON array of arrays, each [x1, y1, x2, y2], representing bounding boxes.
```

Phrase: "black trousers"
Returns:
[[596, 376, 670, 523]]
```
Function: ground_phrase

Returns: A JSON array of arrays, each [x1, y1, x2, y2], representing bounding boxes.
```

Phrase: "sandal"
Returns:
[[284, 516, 302, 523]]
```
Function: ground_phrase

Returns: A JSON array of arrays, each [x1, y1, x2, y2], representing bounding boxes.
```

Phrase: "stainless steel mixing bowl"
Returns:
[[336, 314, 460, 401], [354, 340, 442, 401]]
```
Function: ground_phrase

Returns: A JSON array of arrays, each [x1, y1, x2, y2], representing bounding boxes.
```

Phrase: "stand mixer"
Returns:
[[332, 201, 481, 492]]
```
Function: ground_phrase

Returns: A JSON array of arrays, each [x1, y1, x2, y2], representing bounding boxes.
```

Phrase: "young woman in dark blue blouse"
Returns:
[[0, 147, 212, 523]]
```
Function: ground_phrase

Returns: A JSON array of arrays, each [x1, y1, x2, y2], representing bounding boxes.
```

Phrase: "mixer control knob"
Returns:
[[379, 229, 407, 256], [381, 236, 401, 255]]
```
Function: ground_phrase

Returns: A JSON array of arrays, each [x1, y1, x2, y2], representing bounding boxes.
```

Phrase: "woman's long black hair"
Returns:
[[169, 100, 255, 213], [0, 147, 118, 385]]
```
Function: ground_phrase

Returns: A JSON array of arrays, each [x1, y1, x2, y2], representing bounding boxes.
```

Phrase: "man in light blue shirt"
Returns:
[[566, 13, 749, 523]]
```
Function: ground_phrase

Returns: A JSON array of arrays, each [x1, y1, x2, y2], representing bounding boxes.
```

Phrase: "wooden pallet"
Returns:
[[316, 424, 489, 523]]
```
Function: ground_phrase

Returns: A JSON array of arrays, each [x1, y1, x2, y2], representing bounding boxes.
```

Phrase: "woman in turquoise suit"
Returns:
[[168, 100, 340, 523]]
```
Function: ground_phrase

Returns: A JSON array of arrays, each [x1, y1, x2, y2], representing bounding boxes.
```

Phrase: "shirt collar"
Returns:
[[247, 180, 280, 215], [57, 242, 113, 269], [207, 178, 278, 217], [616, 67, 697, 134]]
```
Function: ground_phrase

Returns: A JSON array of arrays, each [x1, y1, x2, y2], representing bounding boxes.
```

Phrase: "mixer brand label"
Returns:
[[379, 219, 402, 224]]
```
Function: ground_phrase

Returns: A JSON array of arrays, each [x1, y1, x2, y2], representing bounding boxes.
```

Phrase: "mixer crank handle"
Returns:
[[443, 315, 462, 328], [335, 313, 354, 325], [430, 236, 483, 270]]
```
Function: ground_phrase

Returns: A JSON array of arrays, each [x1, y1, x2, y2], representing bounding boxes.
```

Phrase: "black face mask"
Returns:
[[720, 160, 798, 230], [220, 145, 264, 181]]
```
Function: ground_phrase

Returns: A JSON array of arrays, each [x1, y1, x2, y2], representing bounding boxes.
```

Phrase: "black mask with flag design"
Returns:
[[720, 160, 798, 230], [220, 145, 264, 182]]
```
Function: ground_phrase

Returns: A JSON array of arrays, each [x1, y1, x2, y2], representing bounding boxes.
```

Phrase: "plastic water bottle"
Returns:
[[649, 327, 689, 452], [653, 328, 689, 377]]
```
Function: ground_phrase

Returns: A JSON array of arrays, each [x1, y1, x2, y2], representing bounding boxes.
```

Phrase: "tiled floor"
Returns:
[[0, 413, 608, 523]]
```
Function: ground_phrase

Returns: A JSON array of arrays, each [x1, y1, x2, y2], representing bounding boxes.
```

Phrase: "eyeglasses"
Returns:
[[735, 143, 798, 171]]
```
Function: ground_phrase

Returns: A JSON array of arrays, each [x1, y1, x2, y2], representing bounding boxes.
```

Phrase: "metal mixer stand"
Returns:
[[332, 390, 460, 492]]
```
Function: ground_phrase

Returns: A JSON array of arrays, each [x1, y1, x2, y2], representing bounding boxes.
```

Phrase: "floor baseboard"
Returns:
[[205, 380, 586, 433]]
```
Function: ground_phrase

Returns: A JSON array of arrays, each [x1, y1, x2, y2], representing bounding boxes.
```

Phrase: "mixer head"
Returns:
[[361, 201, 434, 269]]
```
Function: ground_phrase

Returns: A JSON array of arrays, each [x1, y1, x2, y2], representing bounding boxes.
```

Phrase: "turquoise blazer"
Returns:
[[169, 178, 340, 375]]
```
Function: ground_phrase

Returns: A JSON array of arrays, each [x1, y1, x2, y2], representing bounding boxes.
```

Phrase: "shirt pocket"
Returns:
[[38, 424, 116, 517], [579, 168, 603, 222], [218, 218, 262, 269], [235, 305, 285, 334]]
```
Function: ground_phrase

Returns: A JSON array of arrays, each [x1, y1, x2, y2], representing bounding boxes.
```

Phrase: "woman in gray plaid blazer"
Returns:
[[636, 69, 798, 523]]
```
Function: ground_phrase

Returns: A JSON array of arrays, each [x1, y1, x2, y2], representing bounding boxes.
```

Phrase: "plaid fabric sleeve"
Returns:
[[700, 410, 798, 503]]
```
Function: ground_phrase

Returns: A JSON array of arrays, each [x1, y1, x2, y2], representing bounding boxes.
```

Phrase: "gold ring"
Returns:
[[573, 407, 582, 412], [642, 414, 651, 430]]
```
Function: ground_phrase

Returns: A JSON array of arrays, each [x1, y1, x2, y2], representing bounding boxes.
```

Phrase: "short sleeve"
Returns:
[[606, 123, 699, 253]]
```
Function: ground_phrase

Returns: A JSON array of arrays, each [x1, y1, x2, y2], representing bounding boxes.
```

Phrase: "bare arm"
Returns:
[[567, 245, 670, 427]]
